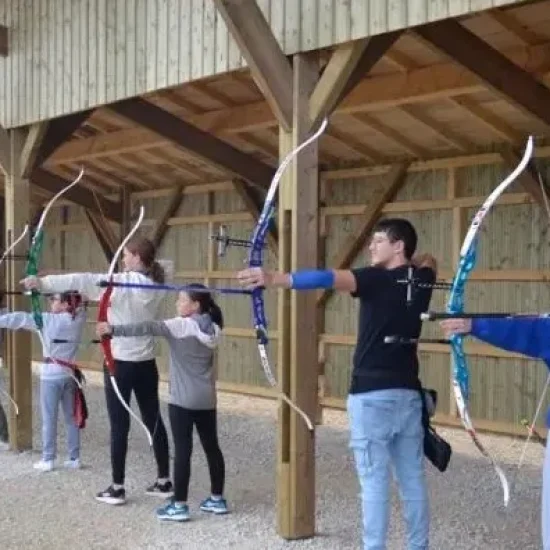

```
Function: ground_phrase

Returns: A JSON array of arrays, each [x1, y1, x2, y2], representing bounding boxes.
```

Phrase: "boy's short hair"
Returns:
[[373, 218, 418, 260]]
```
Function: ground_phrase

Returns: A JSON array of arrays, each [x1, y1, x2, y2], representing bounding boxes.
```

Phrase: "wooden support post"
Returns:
[[277, 53, 319, 540], [4, 129, 33, 450]]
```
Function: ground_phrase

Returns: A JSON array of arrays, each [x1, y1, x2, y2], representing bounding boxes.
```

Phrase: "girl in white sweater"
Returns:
[[21, 237, 172, 505]]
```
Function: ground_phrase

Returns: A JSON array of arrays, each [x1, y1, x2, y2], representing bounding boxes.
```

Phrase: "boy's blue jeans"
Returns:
[[347, 389, 429, 550], [542, 440, 550, 549]]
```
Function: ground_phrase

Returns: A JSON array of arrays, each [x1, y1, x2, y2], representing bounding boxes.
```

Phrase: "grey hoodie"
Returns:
[[112, 313, 221, 410]]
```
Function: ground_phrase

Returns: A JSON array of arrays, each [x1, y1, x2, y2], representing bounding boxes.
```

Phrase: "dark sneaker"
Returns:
[[95, 485, 126, 505], [146, 480, 174, 498]]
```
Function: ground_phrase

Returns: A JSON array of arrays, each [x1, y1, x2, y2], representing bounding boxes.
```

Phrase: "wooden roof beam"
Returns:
[[414, 19, 550, 129], [31, 168, 121, 221], [151, 185, 185, 249], [0, 124, 10, 176], [317, 162, 410, 308], [309, 32, 401, 128], [325, 128, 385, 163], [398, 105, 473, 152], [108, 98, 275, 191], [0, 25, 7, 57], [213, 0, 293, 131], [31, 109, 94, 172], [448, 95, 522, 143], [488, 8, 544, 46], [48, 39, 550, 164], [85, 210, 117, 263], [353, 113, 430, 158]]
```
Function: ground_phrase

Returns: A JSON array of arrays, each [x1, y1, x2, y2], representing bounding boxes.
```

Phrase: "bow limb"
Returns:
[[446, 135, 533, 507], [98, 206, 153, 446], [27, 168, 85, 343], [248, 117, 329, 433]]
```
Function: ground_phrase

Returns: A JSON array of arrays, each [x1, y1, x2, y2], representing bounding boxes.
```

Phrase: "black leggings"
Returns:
[[169, 404, 225, 502], [104, 360, 170, 485]]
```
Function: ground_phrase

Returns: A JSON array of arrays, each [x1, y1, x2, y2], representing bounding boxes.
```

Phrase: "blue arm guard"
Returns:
[[289, 269, 335, 290]]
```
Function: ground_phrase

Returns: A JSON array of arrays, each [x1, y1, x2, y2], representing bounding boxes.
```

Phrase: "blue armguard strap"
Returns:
[[289, 269, 335, 290]]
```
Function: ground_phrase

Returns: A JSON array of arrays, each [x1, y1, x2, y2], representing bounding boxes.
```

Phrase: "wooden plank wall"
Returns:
[[30, 152, 550, 436], [0, 0, 526, 128]]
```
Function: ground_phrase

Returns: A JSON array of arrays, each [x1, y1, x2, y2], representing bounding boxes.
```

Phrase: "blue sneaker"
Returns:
[[156, 501, 190, 522], [200, 496, 229, 515]]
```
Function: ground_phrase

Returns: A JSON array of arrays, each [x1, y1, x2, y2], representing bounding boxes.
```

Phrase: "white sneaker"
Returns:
[[0, 441, 9, 451], [64, 458, 81, 469], [33, 459, 54, 472]]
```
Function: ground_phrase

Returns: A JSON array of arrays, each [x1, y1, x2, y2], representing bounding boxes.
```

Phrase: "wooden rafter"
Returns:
[[488, 9, 544, 45], [152, 185, 185, 249], [32, 168, 121, 221], [500, 148, 550, 206], [0, 25, 7, 57], [109, 98, 274, 191], [353, 113, 430, 158], [326, 128, 385, 163], [317, 162, 410, 308], [232, 178, 277, 254], [20, 123, 49, 178], [309, 33, 401, 128], [415, 19, 550, 128], [398, 105, 472, 152], [449, 95, 522, 143], [85, 210, 117, 263], [31, 109, 94, 172], [0, 124, 10, 175], [214, 0, 293, 130], [49, 39, 550, 163]]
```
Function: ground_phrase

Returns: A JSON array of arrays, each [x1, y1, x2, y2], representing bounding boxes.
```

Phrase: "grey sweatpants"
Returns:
[[40, 377, 80, 462]]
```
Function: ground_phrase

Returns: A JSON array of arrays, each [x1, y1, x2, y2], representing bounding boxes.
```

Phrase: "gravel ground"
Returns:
[[0, 369, 544, 549]]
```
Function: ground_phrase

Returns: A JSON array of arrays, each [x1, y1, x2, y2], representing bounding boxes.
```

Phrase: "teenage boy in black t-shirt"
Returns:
[[237, 218, 436, 550]]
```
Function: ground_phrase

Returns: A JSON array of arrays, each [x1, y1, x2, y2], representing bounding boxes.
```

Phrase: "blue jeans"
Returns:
[[347, 389, 429, 550], [40, 377, 80, 462], [543, 440, 550, 549]]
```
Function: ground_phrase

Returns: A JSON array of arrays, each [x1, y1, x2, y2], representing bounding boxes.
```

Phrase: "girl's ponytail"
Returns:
[[187, 284, 224, 329]]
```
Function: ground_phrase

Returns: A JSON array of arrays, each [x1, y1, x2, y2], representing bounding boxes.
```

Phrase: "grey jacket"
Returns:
[[112, 313, 221, 410]]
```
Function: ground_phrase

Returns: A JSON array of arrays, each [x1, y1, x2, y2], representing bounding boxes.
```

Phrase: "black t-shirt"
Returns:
[[349, 264, 435, 394]]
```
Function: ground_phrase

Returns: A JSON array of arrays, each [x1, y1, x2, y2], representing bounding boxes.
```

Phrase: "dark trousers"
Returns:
[[104, 359, 170, 485], [168, 404, 225, 502]]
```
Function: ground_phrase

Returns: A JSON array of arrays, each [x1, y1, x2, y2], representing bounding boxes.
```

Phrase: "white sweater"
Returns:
[[39, 271, 167, 362], [0, 309, 86, 380]]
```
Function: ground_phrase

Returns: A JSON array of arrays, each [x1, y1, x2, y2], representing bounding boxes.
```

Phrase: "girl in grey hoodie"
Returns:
[[97, 283, 227, 522]]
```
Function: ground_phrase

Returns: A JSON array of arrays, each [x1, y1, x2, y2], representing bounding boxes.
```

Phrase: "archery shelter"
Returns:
[[0, 0, 548, 541]]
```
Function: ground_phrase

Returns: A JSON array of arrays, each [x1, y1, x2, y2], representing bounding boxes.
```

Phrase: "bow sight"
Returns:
[[209, 224, 266, 257]]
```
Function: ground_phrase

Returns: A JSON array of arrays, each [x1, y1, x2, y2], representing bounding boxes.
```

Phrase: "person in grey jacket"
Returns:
[[96, 283, 228, 522]]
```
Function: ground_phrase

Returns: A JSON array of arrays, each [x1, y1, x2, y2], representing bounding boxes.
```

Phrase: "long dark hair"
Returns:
[[186, 284, 224, 329], [125, 236, 165, 283], [60, 291, 86, 320]]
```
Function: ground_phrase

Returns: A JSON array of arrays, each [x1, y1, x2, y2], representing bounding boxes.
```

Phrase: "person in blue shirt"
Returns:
[[440, 315, 550, 550]]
